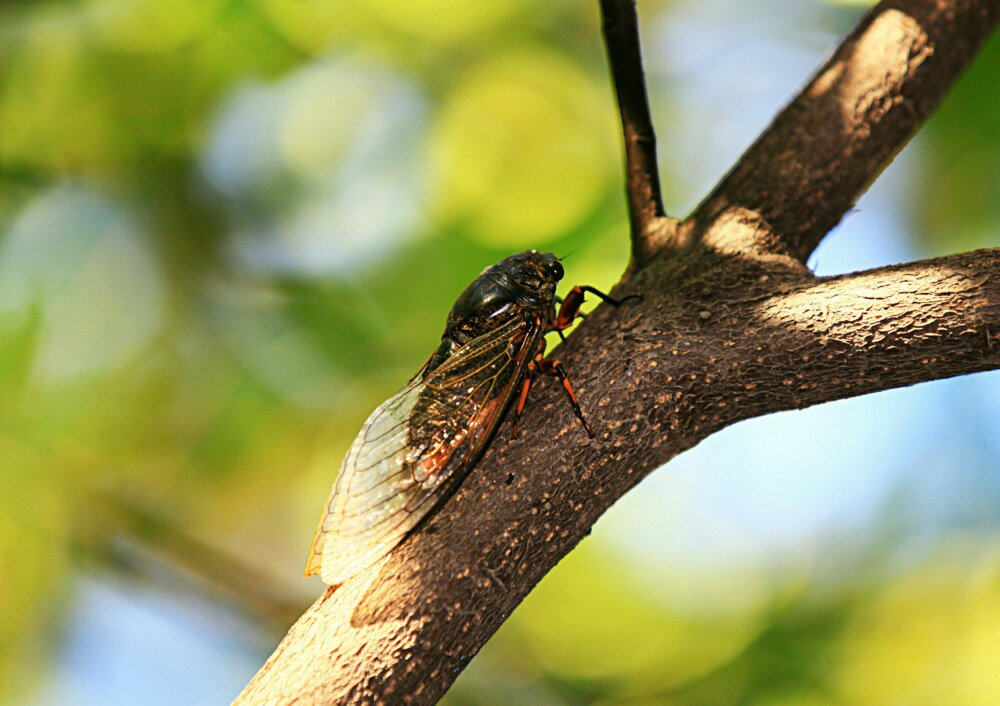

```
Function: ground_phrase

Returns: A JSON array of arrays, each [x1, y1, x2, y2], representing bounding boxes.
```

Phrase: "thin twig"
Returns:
[[599, 0, 674, 266], [85, 491, 308, 630]]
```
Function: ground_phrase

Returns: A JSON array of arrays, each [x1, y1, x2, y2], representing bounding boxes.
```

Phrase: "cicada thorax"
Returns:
[[425, 252, 560, 373]]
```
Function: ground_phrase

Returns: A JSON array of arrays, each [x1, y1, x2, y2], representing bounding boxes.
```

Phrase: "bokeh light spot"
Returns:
[[0, 186, 165, 381], [201, 56, 428, 276], [431, 48, 614, 247]]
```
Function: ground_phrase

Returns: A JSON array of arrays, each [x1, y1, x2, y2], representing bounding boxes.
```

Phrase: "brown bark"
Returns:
[[234, 0, 1000, 703], [237, 247, 1000, 706]]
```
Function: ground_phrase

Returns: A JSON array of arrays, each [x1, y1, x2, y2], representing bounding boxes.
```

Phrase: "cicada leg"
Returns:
[[553, 294, 585, 343], [511, 360, 538, 439], [536, 355, 594, 439], [552, 285, 640, 333], [514, 286, 637, 439]]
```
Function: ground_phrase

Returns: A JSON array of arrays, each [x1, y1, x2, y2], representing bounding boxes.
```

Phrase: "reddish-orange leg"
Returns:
[[552, 285, 640, 339], [536, 356, 594, 438], [512, 355, 594, 439], [513, 285, 639, 438], [511, 360, 537, 439], [552, 295, 584, 343]]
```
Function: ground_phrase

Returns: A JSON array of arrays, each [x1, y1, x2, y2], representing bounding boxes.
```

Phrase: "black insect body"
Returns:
[[305, 250, 634, 585]]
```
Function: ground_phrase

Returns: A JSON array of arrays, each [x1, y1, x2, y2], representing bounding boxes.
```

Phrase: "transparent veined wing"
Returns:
[[305, 315, 542, 585]]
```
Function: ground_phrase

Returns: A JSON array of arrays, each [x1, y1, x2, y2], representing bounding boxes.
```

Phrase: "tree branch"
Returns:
[[234, 247, 1000, 705], [687, 0, 1000, 261], [599, 0, 678, 267], [234, 0, 1000, 702]]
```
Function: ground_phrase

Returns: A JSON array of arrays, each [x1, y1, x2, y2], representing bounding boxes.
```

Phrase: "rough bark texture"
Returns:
[[234, 0, 1000, 703], [236, 249, 1000, 706]]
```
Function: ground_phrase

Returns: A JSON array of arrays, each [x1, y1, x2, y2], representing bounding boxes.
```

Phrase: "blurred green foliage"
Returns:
[[917, 31, 1000, 254], [0, 1, 999, 704]]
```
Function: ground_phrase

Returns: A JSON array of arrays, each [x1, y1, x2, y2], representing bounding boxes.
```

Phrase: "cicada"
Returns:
[[305, 250, 634, 585]]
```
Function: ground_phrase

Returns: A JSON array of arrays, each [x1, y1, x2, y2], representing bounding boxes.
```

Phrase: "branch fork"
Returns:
[[235, 1, 1000, 703]]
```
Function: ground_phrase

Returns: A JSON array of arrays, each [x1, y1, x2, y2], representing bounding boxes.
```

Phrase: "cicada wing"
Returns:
[[305, 316, 540, 586], [304, 379, 424, 583]]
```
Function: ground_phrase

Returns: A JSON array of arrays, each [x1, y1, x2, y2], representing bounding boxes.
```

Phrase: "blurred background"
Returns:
[[1, 0, 999, 704]]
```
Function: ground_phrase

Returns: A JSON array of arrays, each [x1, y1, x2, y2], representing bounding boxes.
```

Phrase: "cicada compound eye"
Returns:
[[545, 258, 564, 282]]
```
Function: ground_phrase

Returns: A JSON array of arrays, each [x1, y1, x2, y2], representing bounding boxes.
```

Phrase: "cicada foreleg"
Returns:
[[552, 286, 640, 334]]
